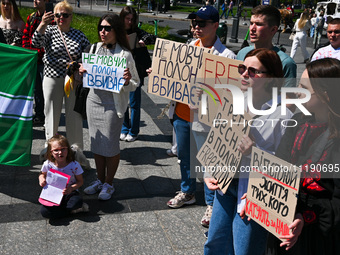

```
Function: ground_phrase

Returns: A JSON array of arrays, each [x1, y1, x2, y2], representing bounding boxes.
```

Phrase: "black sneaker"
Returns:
[[33, 116, 45, 125]]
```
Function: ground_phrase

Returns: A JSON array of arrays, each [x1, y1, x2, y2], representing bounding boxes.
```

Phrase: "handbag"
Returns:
[[74, 83, 89, 120], [58, 29, 82, 98], [73, 43, 97, 119], [132, 34, 152, 79], [289, 32, 295, 40]]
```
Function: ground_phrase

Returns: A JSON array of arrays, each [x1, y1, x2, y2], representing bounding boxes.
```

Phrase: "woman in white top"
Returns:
[[290, 11, 311, 62], [81, 14, 139, 201]]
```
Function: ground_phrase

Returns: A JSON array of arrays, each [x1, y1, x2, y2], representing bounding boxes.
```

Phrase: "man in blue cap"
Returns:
[[167, 5, 236, 229]]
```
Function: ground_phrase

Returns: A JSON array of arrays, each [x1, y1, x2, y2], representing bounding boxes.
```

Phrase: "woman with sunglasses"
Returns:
[[119, 6, 156, 142], [0, 0, 24, 46], [204, 48, 294, 255], [81, 14, 139, 201], [32, 0, 89, 149]]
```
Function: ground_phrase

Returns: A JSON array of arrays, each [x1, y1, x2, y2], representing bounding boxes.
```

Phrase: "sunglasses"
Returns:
[[238, 64, 268, 77], [55, 13, 71, 18], [191, 20, 214, 28], [98, 25, 113, 32]]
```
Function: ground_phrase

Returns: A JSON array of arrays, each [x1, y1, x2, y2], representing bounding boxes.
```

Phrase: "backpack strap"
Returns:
[[90, 43, 97, 54], [28, 12, 37, 26]]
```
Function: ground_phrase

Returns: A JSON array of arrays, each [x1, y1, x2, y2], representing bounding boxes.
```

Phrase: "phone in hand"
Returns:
[[46, 3, 54, 13]]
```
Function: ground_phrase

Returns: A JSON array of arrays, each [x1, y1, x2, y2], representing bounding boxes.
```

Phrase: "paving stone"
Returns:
[[46, 218, 88, 240], [113, 181, 147, 199], [127, 230, 173, 255], [122, 211, 162, 233], [156, 209, 206, 250], [2, 221, 47, 255], [126, 196, 172, 213]]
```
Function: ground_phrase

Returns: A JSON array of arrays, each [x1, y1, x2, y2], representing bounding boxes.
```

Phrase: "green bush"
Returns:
[[19, 7, 185, 45]]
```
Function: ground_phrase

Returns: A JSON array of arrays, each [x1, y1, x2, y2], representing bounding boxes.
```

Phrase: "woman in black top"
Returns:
[[267, 58, 340, 255], [119, 6, 156, 142]]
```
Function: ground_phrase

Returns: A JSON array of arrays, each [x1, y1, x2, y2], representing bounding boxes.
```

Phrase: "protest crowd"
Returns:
[[1, 1, 340, 254]]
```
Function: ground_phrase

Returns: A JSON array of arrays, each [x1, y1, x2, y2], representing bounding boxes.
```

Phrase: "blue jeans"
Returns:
[[220, 10, 227, 18], [226, 8, 234, 18], [173, 114, 196, 194], [204, 179, 268, 255], [122, 85, 141, 137], [34, 64, 44, 119], [192, 130, 214, 206]]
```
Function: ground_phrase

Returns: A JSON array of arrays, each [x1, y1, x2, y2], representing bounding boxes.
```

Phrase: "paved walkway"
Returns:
[[0, 2, 322, 254]]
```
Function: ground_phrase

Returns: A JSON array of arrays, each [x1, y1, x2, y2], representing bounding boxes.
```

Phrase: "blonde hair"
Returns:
[[54, 0, 73, 14], [1, 0, 23, 22], [298, 11, 309, 29]]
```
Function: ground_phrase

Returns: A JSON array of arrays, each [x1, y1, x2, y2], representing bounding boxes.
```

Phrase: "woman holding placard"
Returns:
[[80, 14, 139, 201], [204, 48, 293, 255], [266, 58, 340, 255]]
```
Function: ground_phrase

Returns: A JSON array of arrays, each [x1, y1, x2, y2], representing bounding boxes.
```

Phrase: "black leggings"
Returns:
[[40, 191, 83, 219]]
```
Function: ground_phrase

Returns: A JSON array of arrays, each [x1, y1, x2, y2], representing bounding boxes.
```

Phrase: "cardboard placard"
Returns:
[[148, 38, 211, 105], [197, 52, 242, 126], [82, 53, 127, 93], [246, 147, 301, 239], [196, 90, 251, 193]]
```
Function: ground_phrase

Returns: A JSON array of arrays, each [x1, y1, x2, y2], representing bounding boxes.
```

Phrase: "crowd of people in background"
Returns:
[[1, 1, 340, 254]]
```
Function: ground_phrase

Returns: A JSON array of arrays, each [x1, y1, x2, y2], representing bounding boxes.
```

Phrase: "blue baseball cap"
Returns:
[[187, 6, 219, 23]]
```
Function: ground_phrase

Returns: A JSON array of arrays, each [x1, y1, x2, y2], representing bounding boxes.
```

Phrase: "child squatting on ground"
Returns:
[[39, 134, 89, 219]]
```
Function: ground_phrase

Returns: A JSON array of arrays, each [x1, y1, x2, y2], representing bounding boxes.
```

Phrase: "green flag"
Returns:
[[0, 44, 37, 166]]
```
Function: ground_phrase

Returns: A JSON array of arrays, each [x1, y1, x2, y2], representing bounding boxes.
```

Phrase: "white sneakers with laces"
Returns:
[[83, 179, 103, 195], [98, 183, 115, 200], [84, 179, 115, 200]]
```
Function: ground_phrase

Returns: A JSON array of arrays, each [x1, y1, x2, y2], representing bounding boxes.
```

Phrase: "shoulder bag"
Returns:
[[132, 34, 152, 79], [73, 43, 97, 119]]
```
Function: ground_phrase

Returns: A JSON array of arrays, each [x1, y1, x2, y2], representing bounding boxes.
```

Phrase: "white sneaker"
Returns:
[[120, 133, 127, 141], [83, 179, 103, 195], [98, 183, 115, 200], [166, 149, 177, 157], [201, 205, 213, 228], [125, 134, 138, 142]]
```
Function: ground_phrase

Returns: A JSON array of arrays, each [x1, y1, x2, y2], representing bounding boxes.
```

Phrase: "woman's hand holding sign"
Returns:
[[279, 213, 304, 250], [204, 177, 219, 191], [123, 68, 131, 85], [237, 134, 255, 156], [78, 63, 86, 75]]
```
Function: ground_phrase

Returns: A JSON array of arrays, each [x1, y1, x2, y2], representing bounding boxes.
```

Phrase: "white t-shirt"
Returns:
[[41, 160, 84, 186], [311, 44, 340, 61]]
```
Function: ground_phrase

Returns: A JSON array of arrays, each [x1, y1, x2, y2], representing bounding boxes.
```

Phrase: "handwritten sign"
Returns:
[[197, 52, 242, 126], [246, 147, 300, 239], [82, 53, 126, 93], [148, 38, 212, 105], [196, 90, 251, 193]]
